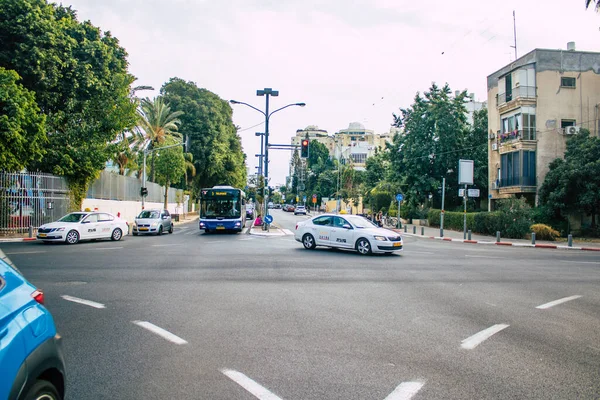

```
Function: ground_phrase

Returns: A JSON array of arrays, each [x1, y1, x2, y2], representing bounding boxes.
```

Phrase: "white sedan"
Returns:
[[37, 212, 128, 244], [295, 213, 403, 255]]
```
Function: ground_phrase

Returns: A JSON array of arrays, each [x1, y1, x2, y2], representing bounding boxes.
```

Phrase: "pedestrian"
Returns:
[[377, 211, 383, 227], [254, 214, 262, 227]]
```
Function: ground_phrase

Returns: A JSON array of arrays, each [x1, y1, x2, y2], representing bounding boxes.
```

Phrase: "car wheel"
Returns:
[[157, 226, 163, 235], [65, 230, 79, 245], [302, 233, 316, 250], [168, 224, 173, 234], [356, 238, 372, 255], [111, 228, 122, 241], [23, 379, 61, 400]]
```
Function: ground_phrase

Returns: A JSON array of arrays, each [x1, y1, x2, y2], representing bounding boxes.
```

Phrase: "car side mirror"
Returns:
[[342, 224, 352, 229], [81, 220, 90, 224]]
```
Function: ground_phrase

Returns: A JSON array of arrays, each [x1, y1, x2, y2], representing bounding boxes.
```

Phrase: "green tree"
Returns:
[[539, 130, 600, 231], [389, 84, 474, 213], [586, 0, 599, 10], [138, 96, 184, 182], [467, 108, 489, 204], [154, 138, 186, 209], [160, 78, 246, 196], [0, 0, 138, 208], [0, 68, 46, 171]]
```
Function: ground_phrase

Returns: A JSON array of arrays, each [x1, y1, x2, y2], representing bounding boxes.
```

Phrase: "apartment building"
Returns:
[[487, 43, 600, 207]]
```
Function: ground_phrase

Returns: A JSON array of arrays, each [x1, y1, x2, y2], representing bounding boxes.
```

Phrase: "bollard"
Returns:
[[568, 234, 573, 247], [440, 228, 444, 238], [531, 232, 536, 245], [29, 226, 33, 238], [496, 231, 501, 243], [404, 225, 407, 233], [421, 226, 424, 236], [413, 226, 416, 234], [468, 230, 472, 240]]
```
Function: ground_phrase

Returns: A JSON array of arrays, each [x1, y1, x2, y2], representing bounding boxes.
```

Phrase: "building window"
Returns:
[[561, 120, 576, 128], [505, 73, 512, 102], [351, 153, 367, 164], [500, 150, 536, 187], [561, 77, 576, 88]]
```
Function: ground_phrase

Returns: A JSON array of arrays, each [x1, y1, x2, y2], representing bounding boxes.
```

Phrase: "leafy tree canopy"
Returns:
[[0, 0, 138, 207], [160, 78, 246, 196], [154, 137, 186, 209], [0, 67, 46, 171]]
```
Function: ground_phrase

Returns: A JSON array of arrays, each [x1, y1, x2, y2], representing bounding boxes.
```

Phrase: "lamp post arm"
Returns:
[[230, 101, 266, 117], [268, 103, 304, 120]]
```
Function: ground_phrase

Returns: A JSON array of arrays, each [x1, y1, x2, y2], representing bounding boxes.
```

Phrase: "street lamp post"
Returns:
[[230, 90, 305, 229]]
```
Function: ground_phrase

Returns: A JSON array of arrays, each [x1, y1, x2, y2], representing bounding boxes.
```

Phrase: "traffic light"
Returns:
[[300, 139, 309, 158], [140, 187, 148, 197]]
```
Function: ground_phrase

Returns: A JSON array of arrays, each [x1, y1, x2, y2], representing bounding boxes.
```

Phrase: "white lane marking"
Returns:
[[221, 369, 283, 400], [151, 244, 183, 247], [238, 238, 254, 241], [384, 381, 425, 400], [186, 230, 198, 235], [4, 251, 46, 255], [281, 229, 294, 235], [536, 295, 582, 310], [91, 247, 123, 250], [561, 260, 600, 265], [207, 240, 226, 244], [132, 321, 187, 345], [61, 295, 106, 309], [461, 324, 509, 350], [465, 255, 505, 259]]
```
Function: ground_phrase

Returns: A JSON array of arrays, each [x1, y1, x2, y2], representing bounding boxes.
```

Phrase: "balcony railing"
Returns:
[[499, 128, 536, 142], [498, 176, 536, 187], [497, 85, 536, 105]]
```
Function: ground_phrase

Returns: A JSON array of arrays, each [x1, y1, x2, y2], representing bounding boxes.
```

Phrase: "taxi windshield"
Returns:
[[58, 213, 86, 223], [346, 215, 377, 229]]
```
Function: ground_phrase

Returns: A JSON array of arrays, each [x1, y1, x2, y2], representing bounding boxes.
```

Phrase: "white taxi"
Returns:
[[294, 213, 403, 255], [37, 212, 128, 244]]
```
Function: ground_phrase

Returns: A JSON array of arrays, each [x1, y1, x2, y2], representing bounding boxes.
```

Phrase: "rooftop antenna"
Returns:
[[510, 10, 518, 60]]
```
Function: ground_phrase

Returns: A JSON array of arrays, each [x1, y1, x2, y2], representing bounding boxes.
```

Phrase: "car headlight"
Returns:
[[151, 222, 158, 227], [56, 227, 65, 232], [373, 235, 387, 241]]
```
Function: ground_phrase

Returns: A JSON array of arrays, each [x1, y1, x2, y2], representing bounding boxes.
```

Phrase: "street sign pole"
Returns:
[[397, 199, 401, 229], [463, 184, 468, 239], [440, 177, 445, 237]]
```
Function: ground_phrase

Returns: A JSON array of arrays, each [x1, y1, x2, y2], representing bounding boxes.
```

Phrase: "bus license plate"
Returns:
[[216, 226, 225, 230]]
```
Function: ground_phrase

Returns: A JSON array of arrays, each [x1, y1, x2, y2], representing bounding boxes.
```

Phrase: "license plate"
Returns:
[[393, 242, 402, 247], [139, 228, 149, 231], [216, 226, 225, 230], [39, 233, 47, 238]]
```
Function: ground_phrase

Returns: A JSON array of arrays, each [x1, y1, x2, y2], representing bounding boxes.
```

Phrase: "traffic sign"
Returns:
[[396, 193, 403, 202], [468, 189, 480, 197], [264, 215, 273, 224], [303, 196, 307, 202]]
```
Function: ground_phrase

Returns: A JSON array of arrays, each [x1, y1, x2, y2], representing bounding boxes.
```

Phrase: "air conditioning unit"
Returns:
[[492, 182, 498, 189], [564, 126, 580, 135], [489, 132, 496, 139], [492, 143, 498, 151]]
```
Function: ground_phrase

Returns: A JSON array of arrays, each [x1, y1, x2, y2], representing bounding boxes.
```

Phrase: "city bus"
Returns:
[[198, 186, 246, 233]]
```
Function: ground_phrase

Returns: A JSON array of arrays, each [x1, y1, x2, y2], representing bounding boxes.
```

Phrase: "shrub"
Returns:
[[530, 224, 560, 241], [495, 198, 532, 239]]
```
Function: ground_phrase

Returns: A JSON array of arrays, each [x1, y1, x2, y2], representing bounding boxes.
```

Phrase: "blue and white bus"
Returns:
[[199, 186, 246, 233]]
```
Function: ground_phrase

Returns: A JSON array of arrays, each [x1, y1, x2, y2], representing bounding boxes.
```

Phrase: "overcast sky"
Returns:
[[61, 0, 598, 185]]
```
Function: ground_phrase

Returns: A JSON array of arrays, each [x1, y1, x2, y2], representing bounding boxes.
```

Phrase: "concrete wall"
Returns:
[[81, 199, 187, 225]]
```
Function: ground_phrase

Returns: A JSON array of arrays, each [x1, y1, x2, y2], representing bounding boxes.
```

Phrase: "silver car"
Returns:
[[133, 209, 173, 235]]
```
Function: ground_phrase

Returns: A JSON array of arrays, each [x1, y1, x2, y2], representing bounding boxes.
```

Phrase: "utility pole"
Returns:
[[440, 177, 445, 237], [511, 10, 518, 60]]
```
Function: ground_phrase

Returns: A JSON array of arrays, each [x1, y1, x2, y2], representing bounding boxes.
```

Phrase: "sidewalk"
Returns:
[[389, 222, 600, 252]]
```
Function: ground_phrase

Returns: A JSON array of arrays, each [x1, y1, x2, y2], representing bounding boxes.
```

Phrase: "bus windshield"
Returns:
[[200, 189, 242, 219]]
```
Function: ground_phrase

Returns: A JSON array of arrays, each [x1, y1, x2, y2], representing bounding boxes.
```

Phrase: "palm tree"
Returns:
[[183, 152, 197, 189], [137, 97, 184, 181]]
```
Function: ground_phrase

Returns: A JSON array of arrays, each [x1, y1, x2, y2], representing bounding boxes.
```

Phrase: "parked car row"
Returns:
[[36, 209, 173, 245], [282, 204, 295, 212]]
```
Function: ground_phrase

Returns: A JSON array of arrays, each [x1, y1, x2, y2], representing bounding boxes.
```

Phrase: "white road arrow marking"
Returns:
[[384, 381, 425, 400], [221, 369, 284, 400]]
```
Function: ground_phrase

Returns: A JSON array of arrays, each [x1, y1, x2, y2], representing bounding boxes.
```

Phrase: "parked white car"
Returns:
[[295, 213, 403, 255], [37, 212, 128, 244]]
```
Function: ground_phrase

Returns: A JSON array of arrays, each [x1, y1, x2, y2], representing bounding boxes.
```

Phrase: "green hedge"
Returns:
[[428, 209, 506, 236]]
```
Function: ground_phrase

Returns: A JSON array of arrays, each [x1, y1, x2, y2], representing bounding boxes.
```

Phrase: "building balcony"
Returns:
[[496, 86, 536, 112], [498, 128, 536, 143], [494, 177, 537, 195]]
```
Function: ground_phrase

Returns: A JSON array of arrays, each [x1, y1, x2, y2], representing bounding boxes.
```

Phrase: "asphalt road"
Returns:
[[2, 211, 599, 400]]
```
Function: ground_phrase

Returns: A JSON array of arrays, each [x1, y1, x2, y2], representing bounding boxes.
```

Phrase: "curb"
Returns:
[[397, 231, 600, 252], [0, 237, 37, 243]]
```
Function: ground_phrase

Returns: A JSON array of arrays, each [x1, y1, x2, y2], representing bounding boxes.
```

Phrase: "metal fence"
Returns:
[[86, 171, 181, 204], [0, 172, 71, 234]]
